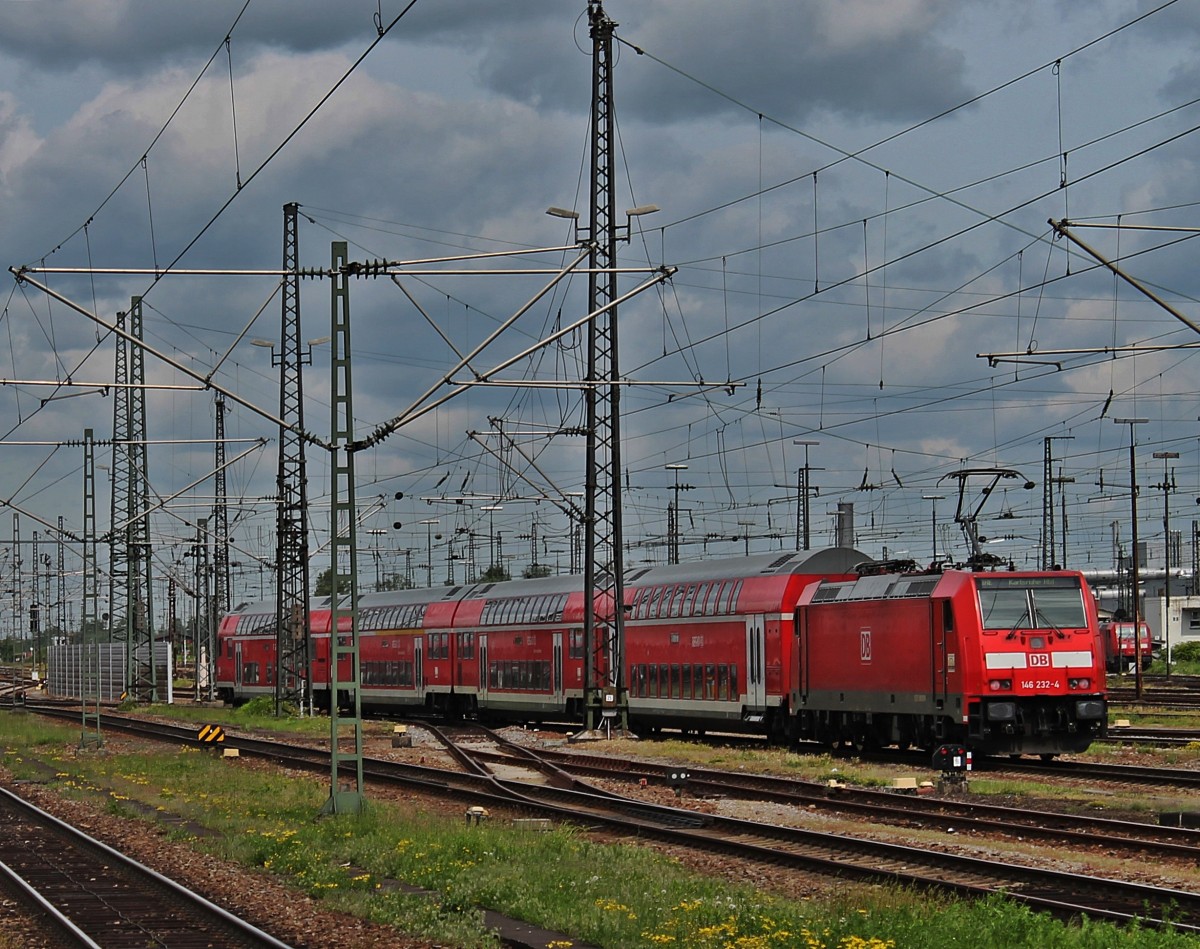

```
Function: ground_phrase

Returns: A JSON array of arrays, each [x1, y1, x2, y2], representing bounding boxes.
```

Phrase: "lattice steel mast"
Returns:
[[1041, 436, 1073, 569], [212, 394, 231, 617], [581, 1, 628, 732], [110, 298, 157, 701], [80, 429, 102, 747], [274, 202, 314, 715], [322, 241, 365, 814]]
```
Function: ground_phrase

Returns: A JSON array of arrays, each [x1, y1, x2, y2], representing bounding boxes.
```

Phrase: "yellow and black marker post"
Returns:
[[197, 724, 226, 745]]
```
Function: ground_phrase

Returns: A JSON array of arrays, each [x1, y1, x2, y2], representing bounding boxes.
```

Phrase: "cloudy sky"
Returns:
[[2, 0, 1200, 616]]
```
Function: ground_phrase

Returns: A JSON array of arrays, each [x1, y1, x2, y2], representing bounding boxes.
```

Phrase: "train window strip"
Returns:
[[487, 659, 552, 691], [480, 592, 569, 627], [358, 602, 428, 631], [630, 661, 737, 701]]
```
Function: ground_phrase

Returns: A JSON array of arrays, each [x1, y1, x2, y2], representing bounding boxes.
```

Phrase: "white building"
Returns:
[[1143, 595, 1200, 660]]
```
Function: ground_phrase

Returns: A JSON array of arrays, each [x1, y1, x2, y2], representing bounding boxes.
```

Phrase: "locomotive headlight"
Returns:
[[1069, 677, 1091, 690], [988, 678, 1012, 692]]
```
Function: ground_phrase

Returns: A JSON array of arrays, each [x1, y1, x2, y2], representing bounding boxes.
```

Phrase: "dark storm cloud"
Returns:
[[0, 1, 388, 72], [466, 1, 974, 125]]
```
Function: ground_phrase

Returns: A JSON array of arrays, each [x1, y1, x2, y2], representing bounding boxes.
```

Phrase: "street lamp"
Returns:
[[922, 495, 945, 565], [665, 464, 690, 565], [251, 335, 331, 366], [793, 441, 820, 550], [1115, 418, 1148, 699], [419, 518, 440, 589]]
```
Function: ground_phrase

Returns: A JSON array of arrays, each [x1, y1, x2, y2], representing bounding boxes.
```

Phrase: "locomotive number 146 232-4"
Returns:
[[1020, 679, 1061, 690]]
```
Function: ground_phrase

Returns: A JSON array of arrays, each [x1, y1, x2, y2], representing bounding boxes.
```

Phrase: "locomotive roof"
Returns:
[[807, 568, 1084, 604]]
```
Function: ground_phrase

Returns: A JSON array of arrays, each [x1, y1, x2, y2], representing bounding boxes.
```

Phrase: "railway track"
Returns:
[[445, 737, 1200, 860], [23, 704, 1200, 934], [0, 783, 293, 949], [1108, 686, 1200, 708]]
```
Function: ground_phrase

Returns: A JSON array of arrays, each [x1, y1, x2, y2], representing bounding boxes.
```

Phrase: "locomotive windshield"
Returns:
[[975, 576, 1087, 630]]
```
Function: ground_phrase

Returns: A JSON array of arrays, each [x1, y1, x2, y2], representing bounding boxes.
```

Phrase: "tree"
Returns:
[[479, 564, 511, 582], [522, 563, 552, 579], [314, 566, 350, 597]]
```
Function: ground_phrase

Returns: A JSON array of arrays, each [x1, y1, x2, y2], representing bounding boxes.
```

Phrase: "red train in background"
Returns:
[[1099, 619, 1153, 672], [216, 550, 1108, 757]]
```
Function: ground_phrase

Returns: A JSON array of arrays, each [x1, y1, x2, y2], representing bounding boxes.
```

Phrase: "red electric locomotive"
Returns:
[[792, 566, 1107, 757]]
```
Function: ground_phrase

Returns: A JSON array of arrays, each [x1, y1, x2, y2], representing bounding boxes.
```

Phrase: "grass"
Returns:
[[2, 714, 1200, 947]]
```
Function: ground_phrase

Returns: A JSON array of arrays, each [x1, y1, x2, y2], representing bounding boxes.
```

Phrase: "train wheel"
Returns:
[[1039, 753, 1057, 762]]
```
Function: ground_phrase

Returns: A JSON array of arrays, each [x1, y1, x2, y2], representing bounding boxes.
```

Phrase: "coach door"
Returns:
[[931, 599, 950, 708], [553, 632, 563, 699], [478, 635, 488, 701], [745, 614, 766, 713]]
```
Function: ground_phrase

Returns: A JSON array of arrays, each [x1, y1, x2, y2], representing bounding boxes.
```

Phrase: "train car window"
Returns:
[[977, 586, 1031, 629], [631, 587, 647, 620], [642, 586, 659, 619], [681, 584, 699, 615], [705, 664, 716, 700], [670, 663, 681, 698], [652, 585, 671, 618], [703, 582, 722, 616], [713, 581, 731, 614], [1030, 585, 1087, 628], [661, 586, 677, 618], [729, 664, 738, 698], [671, 585, 688, 617], [941, 600, 955, 632], [682, 664, 692, 699], [648, 663, 659, 697], [729, 580, 744, 613], [717, 665, 728, 701], [693, 582, 711, 615]]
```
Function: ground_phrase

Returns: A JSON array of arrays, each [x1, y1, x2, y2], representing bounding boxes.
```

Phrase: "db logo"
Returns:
[[1029, 653, 1050, 667], [860, 629, 872, 663]]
